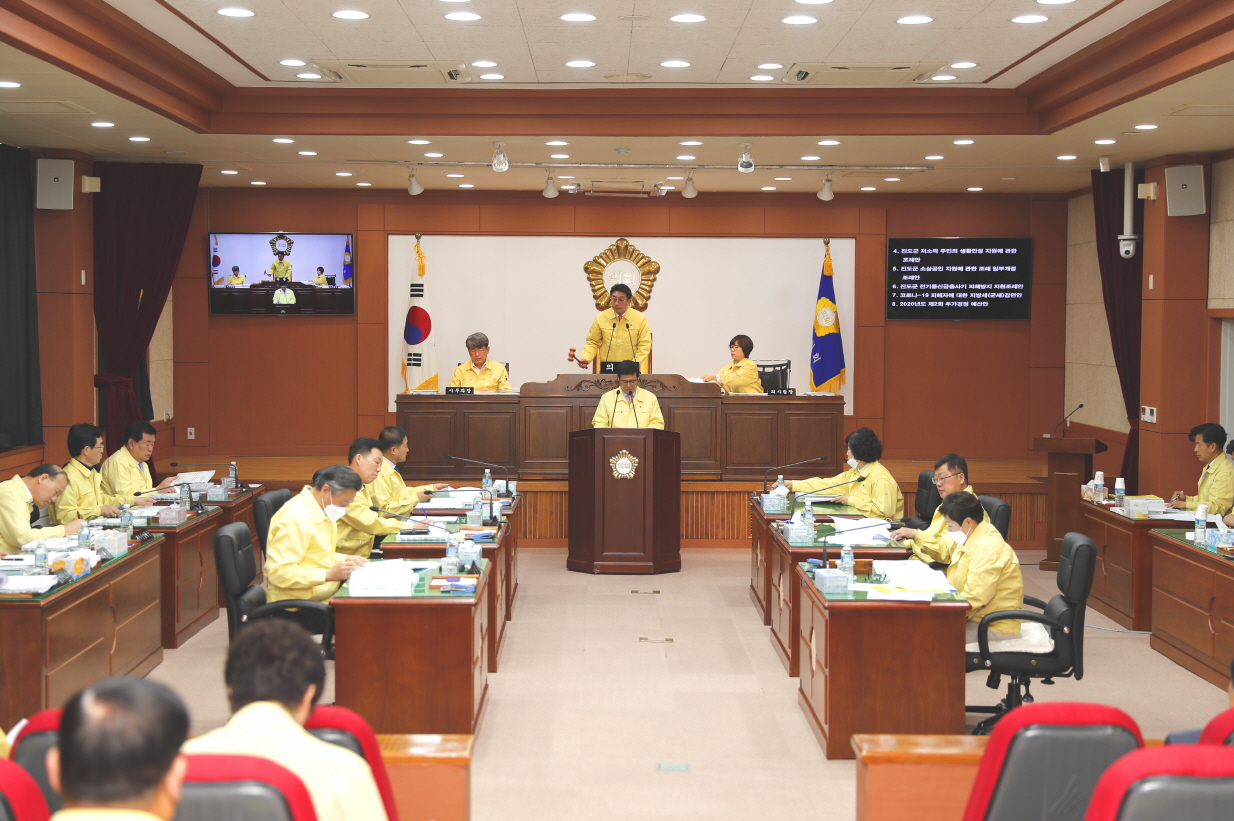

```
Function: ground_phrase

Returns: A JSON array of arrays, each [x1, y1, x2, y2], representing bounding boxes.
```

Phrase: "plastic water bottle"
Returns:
[[482, 469, 492, 492], [34, 542, 48, 571], [775, 475, 785, 490], [801, 500, 814, 532], [229, 461, 238, 488], [1093, 472, 1105, 503], [468, 497, 483, 526], [839, 545, 855, 582], [179, 482, 191, 506], [1114, 477, 1126, 509], [119, 505, 133, 540], [1197, 504, 1210, 545], [78, 526, 90, 550]]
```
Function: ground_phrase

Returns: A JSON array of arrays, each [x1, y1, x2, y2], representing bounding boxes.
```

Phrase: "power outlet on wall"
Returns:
[[1140, 406, 1157, 424], [186, 427, 196, 440]]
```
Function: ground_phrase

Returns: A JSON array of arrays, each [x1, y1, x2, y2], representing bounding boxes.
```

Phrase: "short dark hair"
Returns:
[[26, 463, 66, 481], [465, 332, 490, 349], [225, 620, 326, 713], [58, 677, 188, 804], [729, 335, 753, 357], [124, 420, 157, 444], [615, 359, 640, 377], [609, 283, 633, 299], [231, 265, 239, 272], [311, 464, 363, 493], [846, 427, 883, 463], [347, 437, 382, 464], [1190, 423, 1227, 449], [68, 423, 104, 460], [940, 490, 984, 527], [934, 453, 969, 481], [379, 426, 408, 451], [316, 266, 324, 273]]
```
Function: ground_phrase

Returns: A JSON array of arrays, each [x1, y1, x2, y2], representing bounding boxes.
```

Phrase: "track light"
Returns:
[[817, 177, 834, 201], [682, 176, 698, 198], [491, 141, 509, 172], [542, 175, 558, 198], [737, 142, 754, 173], [407, 171, 424, 196]]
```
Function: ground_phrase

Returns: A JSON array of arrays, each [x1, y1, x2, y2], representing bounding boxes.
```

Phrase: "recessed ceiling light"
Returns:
[[661, 60, 691, 68], [550, 154, 570, 158], [0, 81, 22, 89], [471, 61, 497, 68], [297, 73, 322, 79], [676, 155, 695, 160], [884, 177, 900, 181], [280, 59, 306, 67], [925, 155, 944, 160], [774, 177, 792, 181], [546, 140, 568, 146], [1037, 0, 1074, 4], [967, 187, 983, 191], [1134, 123, 1157, 130], [1012, 14, 1048, 22], [950, 61, 977, 69], [335, 172, 352, 176], [667, 176, 684, 180], [761, 186, 777, 190], [298, 151, 317, 155], [750, 75, 775, 81], [801, 155, 820, 161], [1094, 139, 1116, 145], [953, 139, 974, 145], [561, 12, 596, 21], [782, 15, 817, 24], [129, 136, 150, 142], [425, 152, 444, 157], [479, 73, 504, 80], [218, 8, 255, 17], [221, 170, 239, 175], [932, 74, 956, 81], [758, 63, 783, 70], [1057, 155, 1077, 160], [272, 138, 294, 143], [447, 174, 464, 178], [671, 13, 706, 22], [796, 0, 833, 4], [818, 139, 840, 146], [861, 186, 877, 191], [356, 182, 371, 186], [408, 139, 431, 144], [1001, 177, 1017, 180], [251, 181, 265, 185], [566, 60, 595, 68], [897, 15, 932, 24], [680, 140, 702, 146], [445, 11, 480, 20], [333, 10, 369, 19], [459, 184, 474, 188], [559, 175, 575, 179], [91, 121, 114, 127]]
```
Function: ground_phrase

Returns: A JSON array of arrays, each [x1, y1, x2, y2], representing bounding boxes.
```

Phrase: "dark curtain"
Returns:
[[93, 162, 201, 451], [98, 352, 154, 433], [1091, 168, 1145, 493], [0, 145, 43, 451]]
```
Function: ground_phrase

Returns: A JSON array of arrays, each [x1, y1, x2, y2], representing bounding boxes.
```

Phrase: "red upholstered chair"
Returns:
[[1083, 745, 1234, 821], [8, 710, 62, 814], [962, 702, 1143, 821], [305, 705, 399, 821], [0, 759, 50, 821], [178, 754, 318, 821], [1199, 708, 1234, 745]]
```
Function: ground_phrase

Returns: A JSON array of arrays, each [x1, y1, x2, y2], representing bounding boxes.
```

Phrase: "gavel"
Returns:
[[568, 347, 576, 363]]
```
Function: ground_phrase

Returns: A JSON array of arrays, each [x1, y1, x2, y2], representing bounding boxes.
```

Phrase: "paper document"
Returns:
[[866, 590, 936, 602], [686, 377, 707, 383], [873, 560, 957, 592], [347, 560, 418, 597], [171, 471, 215, 485], [0, 575, 58, 594], [821, 517, 892, 545]]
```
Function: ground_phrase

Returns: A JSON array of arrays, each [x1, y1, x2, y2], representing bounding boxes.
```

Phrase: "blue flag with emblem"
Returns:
[[342, 238, 354, 283], [809, 239, 846, 392]]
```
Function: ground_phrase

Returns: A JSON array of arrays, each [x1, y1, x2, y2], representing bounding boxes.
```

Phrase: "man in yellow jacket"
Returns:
[[52, 423, 153, 524], [592, 361, 664, 429], [100, 420, 176, 502], [788, 427, 904, 520], [334, 438, 404, 559], [226, 266, 246, 286], [1167, 423, 1234, 516], [577, 283, 652, 373], [373, 427, 447, 516], [0, 465, 81, 553], [891, 453, 988, 564], [448, 332, 511, 391], [939, 491, 1024, 641]]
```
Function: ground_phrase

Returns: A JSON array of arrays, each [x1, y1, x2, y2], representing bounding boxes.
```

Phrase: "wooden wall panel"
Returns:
[[479, 205, 575, 234], [763, 206, 862, 236], [384, 204, 481, 234], [356, 230, 388, 325], [572, 206, 671, 236], [668, 207, 766, 235]]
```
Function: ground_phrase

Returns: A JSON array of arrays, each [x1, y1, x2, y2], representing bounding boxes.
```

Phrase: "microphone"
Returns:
[[602, 321, 617, 370], [370, 505, 453, 536], [132, 488, 166, 497], [610, 387, 620, 428], [626, 322, 637, 364], [479, 489, 500, 527], [763, 456, 826, 492], [443, 455, 513, 498], [815, 517, 894, 569], [169, 461, 247, 491], [796, 476, 866, 498], [1052, 403, 1085, 438]]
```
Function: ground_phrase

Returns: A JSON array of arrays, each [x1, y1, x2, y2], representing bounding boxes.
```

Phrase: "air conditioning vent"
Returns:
[[568, 180, 659, 197], [0, 100, 94, 114], [782, 62, 947, 86], [310, 60, 471, 84]]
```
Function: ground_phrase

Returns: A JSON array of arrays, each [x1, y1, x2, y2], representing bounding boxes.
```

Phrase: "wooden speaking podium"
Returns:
[[567, 428, 681, 574], [1033, 436, 1107, 570]]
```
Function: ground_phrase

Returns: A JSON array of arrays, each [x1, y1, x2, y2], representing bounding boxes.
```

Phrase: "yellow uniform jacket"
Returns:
[[263, 486, 346, 602], [904, 486, 986, 564], [0, 474, 66, 553], [371, 459, 433, 517], [582, 308, 651, 371], [335, 482, 402, 558], [313, 273, 328, 286], [449, 359, 511, 391], [100, 446, 153, 501], [716, 359, 763, 393], [592, 387, 665, 429], [51, 458, 126, 524], [795, 460, 904, 520], [946, 520, 1024, 634], [269, 259, 292, 280], [227, 273, 246, 285], [1185, 454, 1234, 516]]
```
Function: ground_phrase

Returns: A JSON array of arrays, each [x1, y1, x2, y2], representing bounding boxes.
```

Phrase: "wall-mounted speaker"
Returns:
[[1164, 164, 1206, 217], [35, 158, 74, 210]]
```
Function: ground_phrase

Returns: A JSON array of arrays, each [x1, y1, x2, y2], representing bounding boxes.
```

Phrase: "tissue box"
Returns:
[[813, 568, 850, 594], [760, 493, 788, 514], [157, 507, 188, 526], [49, 549, 96, 580], [1124, 496, 1165, 519]]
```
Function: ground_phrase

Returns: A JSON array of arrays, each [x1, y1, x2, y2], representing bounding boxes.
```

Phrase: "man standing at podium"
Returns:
[[576, 284, 651, 373], [592, 360, 664, 429]]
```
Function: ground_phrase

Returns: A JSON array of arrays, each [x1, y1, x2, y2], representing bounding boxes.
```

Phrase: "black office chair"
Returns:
[[253, 488, 292, 553], [901, 470, 942, 530], [1084, 746, 1234, 821], [979, 495, 1012, 539], [966, 532, 1096, 735], [213, 522, 333, 651], [753, 359, 790, 391]]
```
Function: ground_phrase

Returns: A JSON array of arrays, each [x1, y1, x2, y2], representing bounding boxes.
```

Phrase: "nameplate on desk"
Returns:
[[597, 361, 618, 374], [445, 387, 474, 395], [768, 388, 797, 396]]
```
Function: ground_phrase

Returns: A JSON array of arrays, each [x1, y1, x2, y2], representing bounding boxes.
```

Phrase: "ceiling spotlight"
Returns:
[[775, 177, 792, 181], [761, 186, 777, 191], [280, 59, 306, 66], [447, 173, 464, 178], [492, 141, 509, 172], [738, 143, 754, 173], [335, 172, 353, 176], [566, 60, 595, 67], [797, 0, 833, 3], [546, 140, 568, 146], [218, 8, 255, 17], [897, 15, 932, 24], [272, 138, 294, 143], [543, 175, 559, 198], [297, 73, 322, 79], [459, 184, 474, 188], [408, 139, 431, 144], [1037, 0, 1074, 4], [561, 12, 596, 21], [884, 177, 900, 181], [91, 121, 114, 127], [559, 175, 575, 179], [445, 11, 481, 20], [1012, 14, 1048, 22], [671, 13, 706, 22], [356, 182, 371, 186], [407, 172, 424, 196], [333, 10, 369, 19], [250, 181, 266, 185], [471, 60, 497, 68], [967, 187, 983, 191], [758, 63, 784, 70], [932, 74, 956, 81], [860, 186, 876, 191], [0, 81, 22, 88], [682, 176, 698, 198], [818, 177, 834, 201], [667, 176, 684, 180], [661, 60, 691, 68], [782, 15, 817, 24], [953, 139, 974, 145], [950, 61, 977, 68], [1095, 139, 1116, 145]]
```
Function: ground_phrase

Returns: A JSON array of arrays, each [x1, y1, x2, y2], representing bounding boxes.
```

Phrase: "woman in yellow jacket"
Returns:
[[787, 427, 904, 520], [939, 490, 1024, 642], [703, 334, 763, 393]]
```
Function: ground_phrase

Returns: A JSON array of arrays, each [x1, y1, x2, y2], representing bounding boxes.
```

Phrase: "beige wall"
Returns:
[[1065, 193, 1130, 433], [149, 286, 174, 422], [1209, 158, 1234, 309]]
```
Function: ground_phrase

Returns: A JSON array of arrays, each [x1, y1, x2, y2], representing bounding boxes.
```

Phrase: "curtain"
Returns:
[[0, 145, 43, 451], [1090, 168, 1145, 493], [93, 162, 201, 451]]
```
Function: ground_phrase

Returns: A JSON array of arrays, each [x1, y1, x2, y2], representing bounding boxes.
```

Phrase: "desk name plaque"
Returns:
[[445, 386, 474, 395]]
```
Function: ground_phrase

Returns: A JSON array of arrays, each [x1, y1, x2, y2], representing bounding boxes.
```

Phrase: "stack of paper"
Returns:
[[0, 575, 58, 594], [872, 560, 956, 592], [347, 560, 417, 597], [821, 517, 892, 545], [171, 471, 215, 485]]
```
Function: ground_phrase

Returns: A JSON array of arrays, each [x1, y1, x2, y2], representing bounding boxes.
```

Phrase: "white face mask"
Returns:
[[324, 501, 348, 522], [847, 457, 859, 470], [948, 528, 968, 545]]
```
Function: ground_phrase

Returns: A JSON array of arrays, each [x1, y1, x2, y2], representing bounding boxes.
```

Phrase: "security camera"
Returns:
[[738, 151, 754, 173], [1118, 235, 1137, 258]]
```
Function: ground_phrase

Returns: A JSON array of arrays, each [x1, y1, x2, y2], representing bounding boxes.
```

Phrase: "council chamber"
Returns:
[[2, 2, 1234, 820]]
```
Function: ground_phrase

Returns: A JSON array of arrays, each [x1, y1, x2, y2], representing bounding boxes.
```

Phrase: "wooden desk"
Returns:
[[1149, 528, 1234, 688], [333, 560, 489, 734], [1080, 501, 1179, 631], [379, 734, 473, 821], [749, 497, 789, 625], [797, 563, 969, 759], [853, 734, 986, 821], [0, 536, 164, 728], [142, 507, 223, 649]]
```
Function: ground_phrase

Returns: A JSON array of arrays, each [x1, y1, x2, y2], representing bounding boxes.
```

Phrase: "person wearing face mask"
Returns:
[[786, 427, 904, 520], [890, 453, 987, 565], [334, 437, 406, 559], [938, 491, 1024, 642], [100, 420, 177, 501], [591, 360, 664, 429], [576, 283, 652, 373], [263, 464, 367, 603]]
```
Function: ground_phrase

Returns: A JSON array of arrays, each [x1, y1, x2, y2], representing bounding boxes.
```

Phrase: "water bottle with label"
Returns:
[[801, 499, 814, 533], [229, 461, 238, 489], [1093, 471, 1105, 503], [441, 533, 461, 574], [1114, 477, 1126, 509], [839, 545, 855, 583], [775, 475, 785, 491], [1197, 504, 1210, 545], [180, 482, 191, 506], [34, 542, 48, 572], [78, 525, 90, 550], [119, 504, 133, 540], [482, 469, 492, 492], [467, 497, 484, 526]]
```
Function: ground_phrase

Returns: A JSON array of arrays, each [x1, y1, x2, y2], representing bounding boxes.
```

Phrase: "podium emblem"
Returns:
[[609, 449, 639, 480]]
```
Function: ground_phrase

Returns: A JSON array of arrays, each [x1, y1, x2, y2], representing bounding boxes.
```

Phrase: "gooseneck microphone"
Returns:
[[169, 461, 248, 492], [1052, 403, 1085, 438], [602, 321, 617, 368], [816, 516, 893, 568], [762, 456, 826, 492], [444, 455, 513, 498], [626, 322, 636, 364], [370, 505, 452, 535]]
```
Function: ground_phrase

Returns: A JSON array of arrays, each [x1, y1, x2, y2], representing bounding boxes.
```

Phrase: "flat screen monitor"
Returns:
[[886, 238, 1032, 320], [207, 232, 355, 315]]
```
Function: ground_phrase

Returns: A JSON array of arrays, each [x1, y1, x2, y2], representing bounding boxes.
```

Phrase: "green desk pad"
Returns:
[[0, 535, 165, 602], [335, 558, 489, 599], [798, 562, 964, 602], [1153, 528, 1234, 564]]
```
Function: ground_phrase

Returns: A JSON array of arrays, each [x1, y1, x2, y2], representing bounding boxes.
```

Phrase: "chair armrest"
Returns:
[[972, 610, 1067, 665], [1023, 595, 1048, 610]]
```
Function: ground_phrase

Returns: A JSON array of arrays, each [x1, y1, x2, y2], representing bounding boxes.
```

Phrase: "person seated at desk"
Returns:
[[184, 620, 389, 821], [273, 283, 297, 305], [226, 265, 246, 286], [592, 360, 664, 429], [1167, 423, 1234, 516], [48, 678, 190, 821], [263, 465, 366, 603], [891, 453, 987, 565], [334, 437, 404, 559], [576, 283, 651, 373], [52, 423, 152, 525], [0, 464, 81, 553], [786, 427, 904, 520], [269, 251, 292, 282], [312, 266, 328, 287], [448, 332, 511, 391], [374, 426, 447, 516], [702, 334, 763, 393], [940, 491, 1024, 643], [101, 420, 176, 502]]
